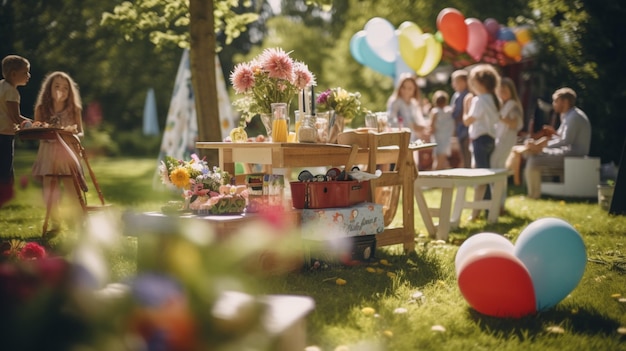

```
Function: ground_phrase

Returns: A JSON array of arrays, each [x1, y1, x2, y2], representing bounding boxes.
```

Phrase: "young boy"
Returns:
[[1, 55, 32, 207], [450, 69, 472, 168]]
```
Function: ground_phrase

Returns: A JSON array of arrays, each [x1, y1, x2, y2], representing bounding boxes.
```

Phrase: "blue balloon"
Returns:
[[354, 31, 395, 77], [514, 218, 587, 311], [497, 27, 516, 41], [350, 31, 367, 65]]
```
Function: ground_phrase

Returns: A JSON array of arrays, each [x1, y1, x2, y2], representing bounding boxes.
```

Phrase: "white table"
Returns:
[[414, 168, 511, 240]]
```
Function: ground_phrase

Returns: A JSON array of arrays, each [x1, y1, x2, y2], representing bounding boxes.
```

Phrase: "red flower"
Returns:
[[18, 242, 47, 260]]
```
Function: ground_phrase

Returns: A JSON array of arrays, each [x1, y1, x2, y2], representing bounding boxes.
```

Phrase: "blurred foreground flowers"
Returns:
[[0, 205, 304, 351]]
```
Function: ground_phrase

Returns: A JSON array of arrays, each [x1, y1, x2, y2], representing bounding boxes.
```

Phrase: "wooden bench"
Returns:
[[414, 168, 510, 241]]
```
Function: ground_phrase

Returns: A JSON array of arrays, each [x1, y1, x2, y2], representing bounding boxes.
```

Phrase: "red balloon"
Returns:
[[458, 249, 537, 318], [436, 8, 468, 52]]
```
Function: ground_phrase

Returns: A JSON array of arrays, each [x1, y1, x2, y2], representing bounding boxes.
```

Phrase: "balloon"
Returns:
[[522, 41, 539, 57], [457, 248, 537, 318], [350, 31, 367, 65], [397, 22, 427, 72], [503, 41, 522, 60], [454, 232, 514, 276], [394, 53, 414, 85], [416, 33, 442, 76], [464, 18, 489, 61], [436, 8, 468, 52], [514, 217, 587, 311], [497, 27, 516, 41], [515, 27, 532, 45], [483, 18, 500, 42], [353, 31, 395, 77], [364, 17, 398, 62]]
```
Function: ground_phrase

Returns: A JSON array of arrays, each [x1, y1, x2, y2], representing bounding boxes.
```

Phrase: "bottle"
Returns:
[[271, 103, 289, 142]]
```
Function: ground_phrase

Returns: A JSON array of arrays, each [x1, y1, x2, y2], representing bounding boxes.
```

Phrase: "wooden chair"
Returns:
[[338, 130, 416, 252]]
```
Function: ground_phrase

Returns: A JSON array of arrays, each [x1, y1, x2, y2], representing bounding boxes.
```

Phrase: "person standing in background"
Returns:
[[463, 64, 501, 220], [0, 55, 32, 207], [31, 71, 84, 235], [429, 90, 455, 170], [491, 77, 524, 169], [450, 69, 471, 168]]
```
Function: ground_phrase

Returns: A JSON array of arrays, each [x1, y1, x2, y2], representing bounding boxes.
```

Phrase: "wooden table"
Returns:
[[196, 141, 436, 251]]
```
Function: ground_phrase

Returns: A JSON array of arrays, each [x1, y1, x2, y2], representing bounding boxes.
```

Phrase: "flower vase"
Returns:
[[328, 110, 345, 144], [260, 113, 272, 142]]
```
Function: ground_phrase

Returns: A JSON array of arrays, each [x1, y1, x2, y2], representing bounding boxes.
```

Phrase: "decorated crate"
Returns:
[[290, 180, 370, 209], [300, 202, 384, 266], [304, 234, 377, 267]]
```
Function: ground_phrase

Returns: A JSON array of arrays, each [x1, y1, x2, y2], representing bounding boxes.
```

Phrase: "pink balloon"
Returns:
[[465, 18, 488, 61], [458, 248, 537, 318], [483, 18, 500, 42], [436, 8, 468, 52]]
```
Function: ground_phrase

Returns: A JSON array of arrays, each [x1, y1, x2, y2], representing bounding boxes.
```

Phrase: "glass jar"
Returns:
[[297, 114, 317, 143], [271, 103, 289, 142]]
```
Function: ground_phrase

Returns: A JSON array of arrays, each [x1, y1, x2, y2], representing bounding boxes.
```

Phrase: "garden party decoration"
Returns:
[[349, 9, 539, 80], [455, 218, 587, 318]]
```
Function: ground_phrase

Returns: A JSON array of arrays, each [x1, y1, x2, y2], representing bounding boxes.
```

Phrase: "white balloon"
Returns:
[[455, 232, 514, 277], [364, 17, 398, 62]]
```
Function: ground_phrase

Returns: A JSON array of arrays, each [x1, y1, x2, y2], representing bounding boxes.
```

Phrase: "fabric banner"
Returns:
[[154, 49, 234, 188]]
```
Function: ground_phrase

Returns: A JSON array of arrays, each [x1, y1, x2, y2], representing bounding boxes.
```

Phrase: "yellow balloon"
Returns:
[[398, 23, 427, 72], [515, 28, 531, 46], [503, 41, 522, 59], [417, 33, 442, 76]]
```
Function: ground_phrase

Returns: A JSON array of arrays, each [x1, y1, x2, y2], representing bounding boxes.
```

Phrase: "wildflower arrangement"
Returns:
[[230, 47, 316, 125], [159, 154, 231, 197], [316, 87, 363, 121]]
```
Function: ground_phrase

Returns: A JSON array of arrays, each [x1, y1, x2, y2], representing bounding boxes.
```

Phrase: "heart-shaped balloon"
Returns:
[[514, 217, 587, 311], [464, 18, 488, 61], [364, 17, 397, 63], [416, 33, 442, 76], [454, 232, 514, 276], [456, 218, 587, 317], [397, 22, 427, 72], [436, 8, 468, 52], [457, 248, 536, 318], [350, 30, 395, 77]]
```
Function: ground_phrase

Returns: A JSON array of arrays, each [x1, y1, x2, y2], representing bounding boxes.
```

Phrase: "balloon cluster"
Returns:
[[455, 217, 587, 318], [350, 8, 537, 78], [438, 8, 537, 68]]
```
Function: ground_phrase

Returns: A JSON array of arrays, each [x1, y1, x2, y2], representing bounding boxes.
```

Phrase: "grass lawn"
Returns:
[[2, 150, 626, 350]]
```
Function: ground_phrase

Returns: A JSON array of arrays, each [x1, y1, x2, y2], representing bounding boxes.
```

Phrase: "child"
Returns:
[[492, 77, 524, 169], [31, 71, 84, 234], [450, 69, 471, 168], [387, 73, 429, 170], [387, 73, 428, 142], [429, 90, 454, 170], [0, 55, 32, 207], [463, 64, 501, 219]]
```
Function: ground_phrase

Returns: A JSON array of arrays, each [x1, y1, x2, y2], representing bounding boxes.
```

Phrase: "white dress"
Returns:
[[431, 106, 455, 156], [490, 100, 523, 168]]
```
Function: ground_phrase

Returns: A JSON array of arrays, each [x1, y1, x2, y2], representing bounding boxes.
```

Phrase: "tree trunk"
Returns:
[[189, 0, 219, 165]]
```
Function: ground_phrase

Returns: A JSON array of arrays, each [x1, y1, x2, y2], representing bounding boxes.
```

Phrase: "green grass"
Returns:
[[2, 150, 626, 350]]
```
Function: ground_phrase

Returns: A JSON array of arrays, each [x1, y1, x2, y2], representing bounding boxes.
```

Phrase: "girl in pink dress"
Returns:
[[31, 71, 84, 234]]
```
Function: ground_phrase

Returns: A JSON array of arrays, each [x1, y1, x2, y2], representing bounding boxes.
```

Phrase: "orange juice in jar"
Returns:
[[271, 103, 289, 142]]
